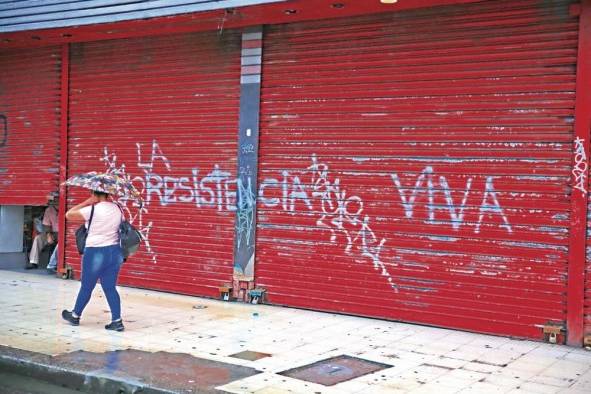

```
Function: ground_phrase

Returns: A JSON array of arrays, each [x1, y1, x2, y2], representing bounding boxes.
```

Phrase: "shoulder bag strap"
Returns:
[[114, 202, 126, 223], [88, 204, 95, 231]]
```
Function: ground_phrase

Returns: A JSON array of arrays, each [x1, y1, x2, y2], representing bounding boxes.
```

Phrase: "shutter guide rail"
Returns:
[[57, 43, 70, 277], [568, 0, 591, 347]]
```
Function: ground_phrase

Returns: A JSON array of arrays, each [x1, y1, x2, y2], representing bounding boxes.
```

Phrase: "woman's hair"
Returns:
[[92, 190, 109, 198]]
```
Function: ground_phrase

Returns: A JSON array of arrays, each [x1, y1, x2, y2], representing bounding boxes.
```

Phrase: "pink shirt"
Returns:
[[43, 205, 58, 232], [80, 202, 122, 247]]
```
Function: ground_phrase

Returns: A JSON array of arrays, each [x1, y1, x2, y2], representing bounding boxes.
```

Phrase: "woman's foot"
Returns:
[[105, 319, 124, 332], [61, 310, 80, 326]]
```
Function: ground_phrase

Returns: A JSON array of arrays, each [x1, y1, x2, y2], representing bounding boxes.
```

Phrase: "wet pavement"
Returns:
[[0, 269, 590, 393], [54, 349, 260, 392], [0, 344, 259, 393]]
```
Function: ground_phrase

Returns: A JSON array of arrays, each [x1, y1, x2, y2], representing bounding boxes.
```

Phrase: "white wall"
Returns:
[[0, 205, 24, 253]]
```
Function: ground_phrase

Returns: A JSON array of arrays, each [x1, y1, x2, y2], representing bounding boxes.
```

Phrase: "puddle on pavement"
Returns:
[[53, 348, 261, 392]]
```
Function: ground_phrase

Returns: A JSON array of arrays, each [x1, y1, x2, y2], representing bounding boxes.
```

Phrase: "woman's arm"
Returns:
[[66, 195, 98, 222]]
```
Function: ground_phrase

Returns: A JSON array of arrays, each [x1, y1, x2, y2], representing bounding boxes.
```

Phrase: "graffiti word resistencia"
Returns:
[[137, 140, 237, 211]]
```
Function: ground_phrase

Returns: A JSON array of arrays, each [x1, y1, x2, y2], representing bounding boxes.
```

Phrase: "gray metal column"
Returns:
[[233, 26, 263, 281]]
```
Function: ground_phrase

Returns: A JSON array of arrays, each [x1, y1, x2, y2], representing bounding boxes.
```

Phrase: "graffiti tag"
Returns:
[[99, 140, 516, 291], [572, 137, 588, 194], [101, 147, 156, 264]]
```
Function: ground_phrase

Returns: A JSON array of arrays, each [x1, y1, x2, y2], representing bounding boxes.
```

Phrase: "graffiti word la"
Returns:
[[391, 166, 512, 234]]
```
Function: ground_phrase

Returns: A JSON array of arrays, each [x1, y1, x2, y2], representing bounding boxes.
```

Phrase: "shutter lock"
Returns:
[[219, 283, 234, 301], [248, 288, 267, 304], [59, 264, 74, 280], [541, 322, 565, 344]]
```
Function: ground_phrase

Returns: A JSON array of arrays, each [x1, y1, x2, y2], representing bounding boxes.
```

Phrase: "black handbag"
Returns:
[[119, 220, 141, 260], [116, 205, 141, 260], [75, 205, 94, 255]]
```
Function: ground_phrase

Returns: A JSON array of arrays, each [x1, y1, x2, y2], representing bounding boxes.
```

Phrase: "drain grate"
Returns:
[[279, 355, 391, 386], [229, 350, 272, 361]]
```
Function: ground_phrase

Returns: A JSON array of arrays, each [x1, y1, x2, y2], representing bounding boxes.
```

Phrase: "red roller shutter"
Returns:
[[256, 0, 578, 339], [0, 46, 61, 205], [67, 31, 241, 296]]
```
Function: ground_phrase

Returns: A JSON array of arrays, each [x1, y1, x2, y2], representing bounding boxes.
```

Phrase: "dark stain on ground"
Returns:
[[279, 354, 391, 386], [0, 345, 260, 393], [53, 348, 261, 393], [229, 350, 271, 361]]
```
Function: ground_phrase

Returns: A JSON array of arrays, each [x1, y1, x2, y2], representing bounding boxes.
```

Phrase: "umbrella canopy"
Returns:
[[65, 172, 143, 204]]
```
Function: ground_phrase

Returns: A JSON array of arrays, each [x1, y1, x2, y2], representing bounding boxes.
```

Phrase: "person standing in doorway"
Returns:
[[26, 199, 58, 269], [61, 190, 125, 331]]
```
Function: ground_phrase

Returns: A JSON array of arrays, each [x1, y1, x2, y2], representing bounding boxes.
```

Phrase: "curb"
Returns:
[[0, 347, 177, 394]]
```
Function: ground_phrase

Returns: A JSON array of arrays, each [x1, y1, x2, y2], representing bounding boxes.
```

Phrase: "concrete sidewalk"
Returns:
[[0, 270, 590, 394]]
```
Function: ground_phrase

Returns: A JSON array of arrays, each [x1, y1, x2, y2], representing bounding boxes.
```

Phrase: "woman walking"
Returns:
[[61, 190, 125, 331]]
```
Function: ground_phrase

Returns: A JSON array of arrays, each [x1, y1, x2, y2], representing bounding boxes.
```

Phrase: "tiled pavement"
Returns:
[[0, 269, 590, 393]]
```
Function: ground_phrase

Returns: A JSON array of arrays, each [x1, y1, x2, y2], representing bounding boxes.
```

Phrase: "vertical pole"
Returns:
[[57, 43, 69, 275], [567, 0, 591, 347], [233, 27, 263, 294]]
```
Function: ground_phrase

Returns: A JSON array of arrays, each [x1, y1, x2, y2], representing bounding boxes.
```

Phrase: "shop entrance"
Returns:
[[0, 205, 56, 273]]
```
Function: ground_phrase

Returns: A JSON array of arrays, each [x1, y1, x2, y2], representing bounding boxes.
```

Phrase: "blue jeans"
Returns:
[[47, 245, 58, 269], [73, 244, 124, 321]]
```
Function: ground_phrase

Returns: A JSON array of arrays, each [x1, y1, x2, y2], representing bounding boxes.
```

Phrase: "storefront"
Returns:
[[0, 0, 589, 346], [0, 46, 63, 264]]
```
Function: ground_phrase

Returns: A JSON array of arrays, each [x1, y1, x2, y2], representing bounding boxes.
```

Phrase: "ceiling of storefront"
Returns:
[[0, 0, 482, 49], [0, 0, 287, 33]]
